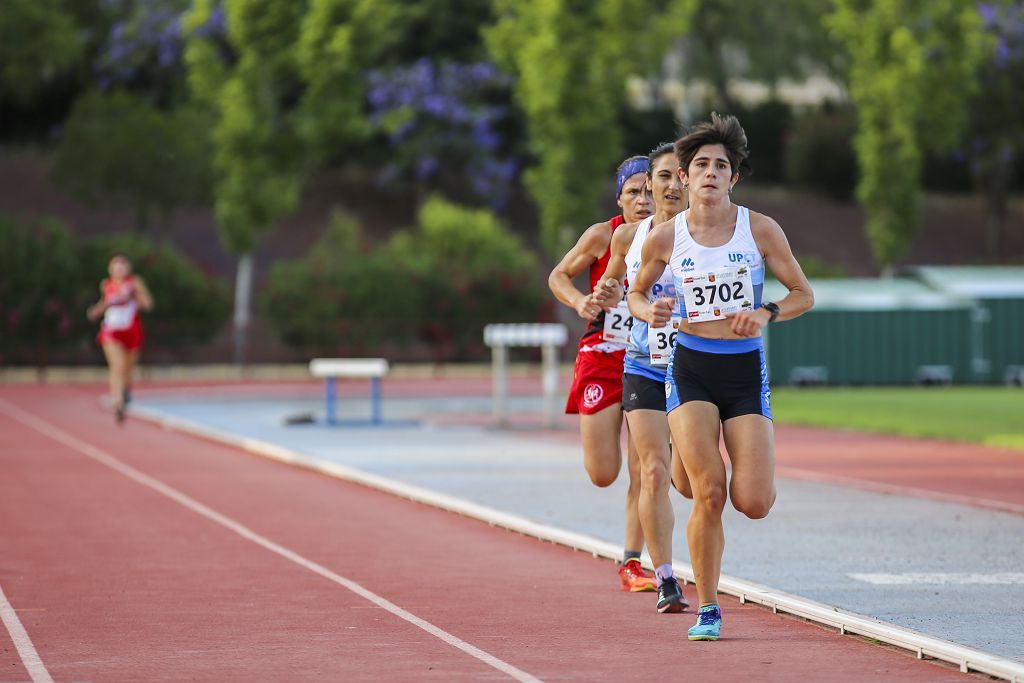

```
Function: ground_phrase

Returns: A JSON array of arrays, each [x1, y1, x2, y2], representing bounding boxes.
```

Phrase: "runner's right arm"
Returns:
[[626, 219, 674, 327], [592, 223, 635, 309], [86, 281, 107, 322], [548, 221, 612, 321]]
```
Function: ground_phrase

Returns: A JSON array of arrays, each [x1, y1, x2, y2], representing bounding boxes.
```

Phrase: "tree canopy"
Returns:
[[829, 0, 988, 267]]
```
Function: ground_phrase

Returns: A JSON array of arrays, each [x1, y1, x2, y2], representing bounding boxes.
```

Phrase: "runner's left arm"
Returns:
[[592, 226, 633, 309], [626, 220, 675, 327], [133, 276, 155, 312], [727, 214, 814, 337]]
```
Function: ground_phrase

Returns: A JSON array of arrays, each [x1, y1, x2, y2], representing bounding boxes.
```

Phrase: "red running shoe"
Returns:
[[618, 558, 657, 592]]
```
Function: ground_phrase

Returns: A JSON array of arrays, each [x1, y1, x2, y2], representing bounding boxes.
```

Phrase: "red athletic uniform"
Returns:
[[564, 215, 627, 415], [96, 277, 144, 351]]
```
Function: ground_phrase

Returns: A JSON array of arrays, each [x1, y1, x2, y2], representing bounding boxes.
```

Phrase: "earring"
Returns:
[[682, 184, 689, 191]]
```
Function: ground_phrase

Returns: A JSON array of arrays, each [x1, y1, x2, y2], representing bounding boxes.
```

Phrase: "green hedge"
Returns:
[[0, 214, 230, 365], [0, 215, 87, 365], [261, 211, 406, 354], [262, 198, 547, 361]]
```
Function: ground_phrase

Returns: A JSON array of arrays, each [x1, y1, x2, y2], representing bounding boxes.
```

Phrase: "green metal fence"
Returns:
[[762, 279, 977, 385], [909, 267, 1024, 384]]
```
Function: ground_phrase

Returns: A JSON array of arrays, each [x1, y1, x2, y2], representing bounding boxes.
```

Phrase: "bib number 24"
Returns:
[[602, 301, 634, 344]]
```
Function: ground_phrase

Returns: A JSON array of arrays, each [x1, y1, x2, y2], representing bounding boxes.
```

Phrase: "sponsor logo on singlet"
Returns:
[[729, 252, 759, 264], [681, 257, 696, 271]]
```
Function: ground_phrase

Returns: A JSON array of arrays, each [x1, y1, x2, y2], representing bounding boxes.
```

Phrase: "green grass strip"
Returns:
[[772, 387, 1024, 447]]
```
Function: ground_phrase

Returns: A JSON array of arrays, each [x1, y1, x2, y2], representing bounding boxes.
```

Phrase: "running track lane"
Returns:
[[0, 388, 977, 682], [772, 426, 1024, 515], [100, 379, 1024, 515]]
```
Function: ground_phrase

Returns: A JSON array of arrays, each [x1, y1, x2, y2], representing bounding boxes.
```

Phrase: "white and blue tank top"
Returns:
[[669, 205, 765, 323], [623, 216, 678, 381]]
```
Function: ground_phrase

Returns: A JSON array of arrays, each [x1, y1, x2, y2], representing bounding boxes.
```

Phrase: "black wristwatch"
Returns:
[[763, 301, 780, 323]]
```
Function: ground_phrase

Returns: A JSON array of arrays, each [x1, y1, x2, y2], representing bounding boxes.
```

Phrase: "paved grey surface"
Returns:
[[138, 393, 1024, 663]]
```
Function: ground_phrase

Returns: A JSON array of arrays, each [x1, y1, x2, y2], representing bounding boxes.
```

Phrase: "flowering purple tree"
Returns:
[[95, 0, 227, 100], [366, 59, 520, 209], [972, 2, 1024, 254]]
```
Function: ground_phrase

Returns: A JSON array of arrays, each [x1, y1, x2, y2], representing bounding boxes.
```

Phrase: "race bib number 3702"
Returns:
[[602, 301, 633, 344], [682, 266, 754, 323]]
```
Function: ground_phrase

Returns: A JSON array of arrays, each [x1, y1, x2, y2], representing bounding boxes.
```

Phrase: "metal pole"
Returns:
[[493, 344, 508, 427], [232, 252, 253, 368], [325, 377, 336, 425], [971, 306, 991, 383], [370, 376, 381, 424], [542, 342, 558, 429]]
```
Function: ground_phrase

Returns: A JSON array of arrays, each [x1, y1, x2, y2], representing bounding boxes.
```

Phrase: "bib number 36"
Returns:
[[649, 316, 681, 366]]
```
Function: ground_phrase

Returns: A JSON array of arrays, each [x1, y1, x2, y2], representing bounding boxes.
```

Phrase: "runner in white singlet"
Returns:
[[627, 114, 814, 641], [592, 143, 692, 613]]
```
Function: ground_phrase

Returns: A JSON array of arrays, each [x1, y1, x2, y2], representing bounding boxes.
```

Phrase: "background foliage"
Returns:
[[0, 214, 230, 365], [263, 198, 546, 361], [1, 0, 1021, 366]]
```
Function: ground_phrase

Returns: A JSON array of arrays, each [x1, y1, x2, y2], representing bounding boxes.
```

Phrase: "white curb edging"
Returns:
[[131, 404, 1024, 683]]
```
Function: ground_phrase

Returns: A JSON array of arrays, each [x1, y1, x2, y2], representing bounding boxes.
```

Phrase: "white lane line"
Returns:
[[850, 573, 1024, 585], [0, 584, 54, 683], [126, 402, 1024, 683], [0, 400, 542, 683]]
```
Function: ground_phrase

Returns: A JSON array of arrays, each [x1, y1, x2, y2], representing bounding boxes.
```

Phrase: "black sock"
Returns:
[[623, 550, 642, 563]]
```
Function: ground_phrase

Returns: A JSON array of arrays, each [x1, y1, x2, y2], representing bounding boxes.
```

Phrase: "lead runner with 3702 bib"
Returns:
[[627, 113, 814, 642]]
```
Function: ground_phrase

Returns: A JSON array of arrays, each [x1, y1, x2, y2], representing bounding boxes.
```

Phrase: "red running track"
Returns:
[[773, 425, 1024, 515], [0, 385, 980, 681]]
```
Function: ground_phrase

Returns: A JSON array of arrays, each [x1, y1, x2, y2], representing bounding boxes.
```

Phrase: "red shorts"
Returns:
[[97, 319, 144, 352], [565, 349, 625, 415]]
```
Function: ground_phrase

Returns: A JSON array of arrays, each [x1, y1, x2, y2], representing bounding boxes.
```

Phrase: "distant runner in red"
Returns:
[[87, 254, 154, 423], [548, 155, 657, 592]]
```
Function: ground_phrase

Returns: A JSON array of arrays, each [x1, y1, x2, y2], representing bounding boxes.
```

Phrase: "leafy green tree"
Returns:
[[486, 0, 696, 256], [184, 0, 308, 364], [261, 211, 405, 355], [385, 0, 497, 63], [185, 0, 398, 364], [294, 0, 400, 162], [52, 90, 212, 234], [92, 0, 192, 105], [0, 0, 86, 103], [829, 0, 987, 267], [679, 0, 840, 112], [388, 196, 546, 360], [0, 215, 85, 366], [969, 1, 1024, 255]]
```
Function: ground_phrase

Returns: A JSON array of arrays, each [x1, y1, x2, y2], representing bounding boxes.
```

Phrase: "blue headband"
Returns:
[[615, 158, 650, 198]]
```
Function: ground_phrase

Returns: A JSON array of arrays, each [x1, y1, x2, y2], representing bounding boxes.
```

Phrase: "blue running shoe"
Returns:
[[687, 604, 722, 641]]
